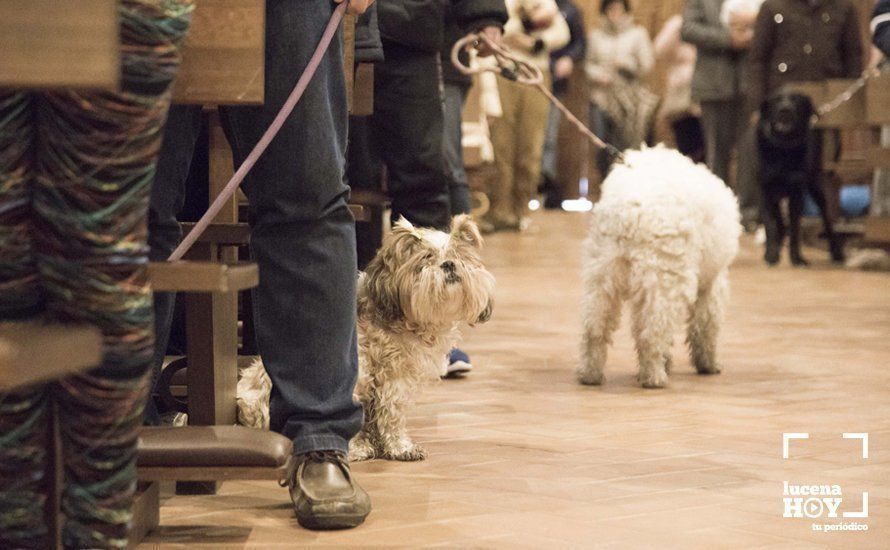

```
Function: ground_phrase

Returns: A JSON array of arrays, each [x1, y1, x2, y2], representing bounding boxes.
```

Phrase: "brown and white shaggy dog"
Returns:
[[349, 215, 495, 461], [236, 215, 495, 462]]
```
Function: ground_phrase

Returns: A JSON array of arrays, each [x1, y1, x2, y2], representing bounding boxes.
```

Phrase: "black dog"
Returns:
[[757, 92, 843, 266]]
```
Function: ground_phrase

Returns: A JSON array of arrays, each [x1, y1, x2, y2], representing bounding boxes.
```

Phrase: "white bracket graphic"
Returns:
[[843, 492, 869, 518], [783, 432, 809, 459], [843, 433, 869, 459]]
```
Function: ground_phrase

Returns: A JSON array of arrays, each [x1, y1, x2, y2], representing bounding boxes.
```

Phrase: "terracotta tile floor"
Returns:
[[141, 211, 890, 549]]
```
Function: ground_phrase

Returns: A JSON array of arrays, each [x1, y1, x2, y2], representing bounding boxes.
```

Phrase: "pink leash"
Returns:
[[169, 1, 349, 261]]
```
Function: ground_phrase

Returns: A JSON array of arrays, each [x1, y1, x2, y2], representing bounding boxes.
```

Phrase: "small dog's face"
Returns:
[[360, 215, 495, 328]]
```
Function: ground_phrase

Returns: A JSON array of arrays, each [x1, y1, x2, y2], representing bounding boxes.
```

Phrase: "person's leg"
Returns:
[[734, 100, 761, 228], [540, 101, 563, 185], [220, 0, 368, 527], [0, 91, 53, 550], [220, 0, 362, 456], [589, 103, 614, 181], [512, 78, 552, 222], [34, 2, 192, 546], [700, 100, 732, 183], [145, 104, 203, 425], [486, 77, 521, 228], [442, 82, 472, 216], [371, 48, 451, 230]]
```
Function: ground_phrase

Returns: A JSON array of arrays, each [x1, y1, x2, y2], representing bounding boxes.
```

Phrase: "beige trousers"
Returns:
[[487, 74, 552, 225]]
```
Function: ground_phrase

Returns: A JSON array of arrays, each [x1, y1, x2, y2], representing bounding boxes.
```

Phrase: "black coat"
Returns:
[[748, 0, 863, 112], [378, 0, 506, 56], [440, 0, 508, 86]]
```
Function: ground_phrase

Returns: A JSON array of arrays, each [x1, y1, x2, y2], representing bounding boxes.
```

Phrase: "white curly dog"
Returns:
[[578, 147, 741, 388]]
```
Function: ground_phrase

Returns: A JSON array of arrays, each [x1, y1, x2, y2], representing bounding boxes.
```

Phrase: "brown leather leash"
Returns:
[[451, 32, 625, 164]]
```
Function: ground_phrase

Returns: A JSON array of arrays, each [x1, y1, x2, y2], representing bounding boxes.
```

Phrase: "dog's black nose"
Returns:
[[440, 261, 455, 273]]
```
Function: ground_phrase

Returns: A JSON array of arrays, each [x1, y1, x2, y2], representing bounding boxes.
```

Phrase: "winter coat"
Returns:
[[380, 0, 505, 57], [441, 0, 509, 86], [681, 0, 748, 102], [584, 15, 654, 108], [748, 0, 863, 112], [355, 4, 384, 63]]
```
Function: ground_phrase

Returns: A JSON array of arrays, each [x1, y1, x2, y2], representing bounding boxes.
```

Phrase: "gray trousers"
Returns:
[[700, 98, 759, 225]]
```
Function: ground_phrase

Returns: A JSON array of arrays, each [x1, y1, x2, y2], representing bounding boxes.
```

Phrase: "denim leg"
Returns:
[[442, 83, 471, 216], [219, 0, 361, 455], [145, 104, 203, 425]]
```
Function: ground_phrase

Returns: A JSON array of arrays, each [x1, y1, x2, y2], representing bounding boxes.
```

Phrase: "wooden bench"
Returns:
[[786, 78, 886, 252], [133, 426, 293, 542], [0, 322, 103, 549], [0, 322, 102, 391]]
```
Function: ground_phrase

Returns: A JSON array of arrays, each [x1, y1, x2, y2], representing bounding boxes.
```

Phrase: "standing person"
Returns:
[[442, 1, 509, 217], [0, 2, 193, 547], [370, 0, 506, 230], [682, 0, 753, 186], [585, 0, 657, 181], [147, 0, 376, 531], [539, 0, 587, 209], [748, 0, 863, 113], [484, 0, 569, 232]]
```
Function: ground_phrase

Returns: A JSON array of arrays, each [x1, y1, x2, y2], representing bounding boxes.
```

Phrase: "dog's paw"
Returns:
[[384, 444, 427, 462], [695, 362, 722, 375], [664, 354, 674, 374], [348, 435, 377, 462], [639, 369, 668, 389], [576, 367, 604, 386]]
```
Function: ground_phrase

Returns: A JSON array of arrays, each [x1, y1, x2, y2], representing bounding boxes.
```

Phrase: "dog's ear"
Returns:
[[471, 299, 493, 326], [359, 258, 404, 324], [451, 214, 483, 249]]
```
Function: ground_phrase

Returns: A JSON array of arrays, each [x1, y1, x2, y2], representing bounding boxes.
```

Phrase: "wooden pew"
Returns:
[[133, 426, 294, 543], [0, 322, 103, 549], [786, 79, 880, 238]]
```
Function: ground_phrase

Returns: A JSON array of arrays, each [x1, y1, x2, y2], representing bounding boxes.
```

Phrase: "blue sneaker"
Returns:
[[444, 348, 473, 378]]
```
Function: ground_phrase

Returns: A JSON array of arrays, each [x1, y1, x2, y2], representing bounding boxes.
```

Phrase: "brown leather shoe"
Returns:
[[286, 450, 370, 530]]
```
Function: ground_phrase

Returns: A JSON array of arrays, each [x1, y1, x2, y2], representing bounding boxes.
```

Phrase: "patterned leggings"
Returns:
[[0, 1, 192, 547]]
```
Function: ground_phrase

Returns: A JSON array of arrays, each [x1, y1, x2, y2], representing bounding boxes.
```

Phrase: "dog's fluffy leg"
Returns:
[[629, 254, 693, 389], [348, 431, 377, 462], [374, 380, 426, 461], [578, 258, 624, 386], [687, 270, 728, 375]]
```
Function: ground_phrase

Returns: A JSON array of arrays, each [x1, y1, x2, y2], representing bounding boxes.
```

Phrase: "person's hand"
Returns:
[[554, 57, 574, 79], [503, 32, 536, 52], [474, 26, 503, 57], [335, 0, 374, 16], [730, 27, 753, 50], [749, 111, 760, 126]]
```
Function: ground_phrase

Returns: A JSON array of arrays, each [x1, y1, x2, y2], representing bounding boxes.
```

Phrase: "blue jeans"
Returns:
[[148, 0, 362, 454], [442, 82, 471, 215]]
